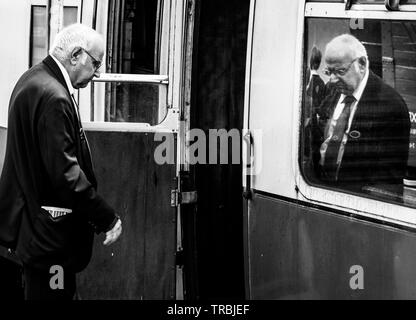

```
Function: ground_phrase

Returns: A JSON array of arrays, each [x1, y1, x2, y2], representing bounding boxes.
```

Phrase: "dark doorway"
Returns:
[[189, 0, 250, 300]]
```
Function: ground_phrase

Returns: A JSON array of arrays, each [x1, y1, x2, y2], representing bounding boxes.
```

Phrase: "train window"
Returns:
[[30, 1, 80, 67], [92, 81, 167, 123], [300, 17, 416, 208], [30, 6, 48, 67], [63, 7, 78, 27], [88, 0, 168, 125], [107, 0, 161, 75]]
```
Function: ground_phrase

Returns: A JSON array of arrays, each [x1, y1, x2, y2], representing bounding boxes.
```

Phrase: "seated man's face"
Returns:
[[324, 51, 365, 96]]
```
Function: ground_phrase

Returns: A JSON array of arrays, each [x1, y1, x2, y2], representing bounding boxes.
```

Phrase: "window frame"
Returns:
[[295, 0, 416, 228], [29, 0, 82, 67], [81, 0, 182, 133]]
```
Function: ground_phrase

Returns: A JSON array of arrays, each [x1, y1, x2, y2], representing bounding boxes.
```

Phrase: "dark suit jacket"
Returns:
[[0, 56, 117, 272], [316, 71, 410, 186]]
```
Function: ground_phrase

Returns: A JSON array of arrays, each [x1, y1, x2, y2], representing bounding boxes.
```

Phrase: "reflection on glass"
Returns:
[[94, 82, 167, 125], [301, 18, 416, 207], [104, 0, 165, 125], [30, 6, 48, 67], [107, 0, 160, 74]]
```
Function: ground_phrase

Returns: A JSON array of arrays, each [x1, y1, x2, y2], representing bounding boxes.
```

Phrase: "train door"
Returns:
[[74, 0, 193, 299]]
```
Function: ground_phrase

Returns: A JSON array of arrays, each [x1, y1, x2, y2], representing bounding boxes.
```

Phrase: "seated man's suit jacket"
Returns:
[[0, 56, 117, 272], [315, 71, 410, 186]]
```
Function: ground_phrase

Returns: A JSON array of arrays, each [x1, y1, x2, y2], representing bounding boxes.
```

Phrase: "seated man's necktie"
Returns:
[[322, 95, 356, 181]]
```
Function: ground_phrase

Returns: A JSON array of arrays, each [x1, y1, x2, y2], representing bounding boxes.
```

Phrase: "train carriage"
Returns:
[[1, 0, 416, 300], [243, 0, 416, 299]]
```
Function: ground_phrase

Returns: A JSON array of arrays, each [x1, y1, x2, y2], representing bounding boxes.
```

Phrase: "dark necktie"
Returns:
[[322, 95, 356, 181], [71, 94, 92, 159]]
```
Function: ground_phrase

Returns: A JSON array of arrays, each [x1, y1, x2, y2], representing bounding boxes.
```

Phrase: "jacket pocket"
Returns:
[[30, 207, 75, 254]]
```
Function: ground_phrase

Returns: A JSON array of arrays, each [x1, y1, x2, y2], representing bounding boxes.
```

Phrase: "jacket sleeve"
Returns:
[[37, 96, 117, 233]]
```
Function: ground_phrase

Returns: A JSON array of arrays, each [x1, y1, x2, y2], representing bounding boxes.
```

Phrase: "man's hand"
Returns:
[[103, 218, 122, 246]]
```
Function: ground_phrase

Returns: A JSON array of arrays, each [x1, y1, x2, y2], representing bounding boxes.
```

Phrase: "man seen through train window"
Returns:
[[316, 34, 410, 189]]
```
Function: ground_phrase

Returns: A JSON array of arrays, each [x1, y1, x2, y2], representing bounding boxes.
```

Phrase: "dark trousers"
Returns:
[[0, 256, 23, 300], [23, 264, 76, 300]]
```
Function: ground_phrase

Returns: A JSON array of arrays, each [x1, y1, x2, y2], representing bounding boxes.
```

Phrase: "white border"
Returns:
[[294, 1, 416, 229]]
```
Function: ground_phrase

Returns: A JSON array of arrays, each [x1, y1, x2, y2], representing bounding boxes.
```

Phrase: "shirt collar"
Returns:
[[51, 54, 75, 96]]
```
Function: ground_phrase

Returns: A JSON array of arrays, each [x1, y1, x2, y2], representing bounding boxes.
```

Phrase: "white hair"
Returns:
[[49, 23, 103, 61]]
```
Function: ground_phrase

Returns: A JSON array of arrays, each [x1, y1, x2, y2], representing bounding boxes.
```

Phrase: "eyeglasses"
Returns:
[[81, 48, 102, 70], [323, 57, 360, 77]]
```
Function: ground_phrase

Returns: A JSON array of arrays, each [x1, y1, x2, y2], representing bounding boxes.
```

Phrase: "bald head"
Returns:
[[325, 34, 368, 67], [324, 34, 368, 95], [49, 24, 105, 89], [50, 23, 104, 62]]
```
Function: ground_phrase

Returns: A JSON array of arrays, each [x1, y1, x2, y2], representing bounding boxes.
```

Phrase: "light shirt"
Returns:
[[50, 55, 82, 122], [310, 69, 319, 78], [51, 55, 91, 157], [320, 68, 369, 170], [51, 55, 75, 97]]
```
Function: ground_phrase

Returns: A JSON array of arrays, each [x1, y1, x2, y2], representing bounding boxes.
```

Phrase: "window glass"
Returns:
[[94, 82, 167, 124], [63, 7, 78, 27], [107, 0, 160, 74], [301, 18, 416, 207], [104, 0, 165, 125], [30, 6, 48, 67]]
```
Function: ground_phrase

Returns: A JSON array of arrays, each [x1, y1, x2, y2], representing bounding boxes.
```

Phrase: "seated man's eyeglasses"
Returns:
[[323, 57, 361, 77], [82, 48, 102, 70]]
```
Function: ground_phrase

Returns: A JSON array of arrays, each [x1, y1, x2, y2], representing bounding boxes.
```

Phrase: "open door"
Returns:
[[74, 0, 192, 299]]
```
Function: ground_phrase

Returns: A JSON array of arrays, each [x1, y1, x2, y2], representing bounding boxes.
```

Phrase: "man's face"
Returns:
[[70, 37, 104, 89], [324, 50, 365, 95]]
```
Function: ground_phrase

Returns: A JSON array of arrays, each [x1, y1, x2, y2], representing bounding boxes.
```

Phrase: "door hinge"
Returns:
[[171, 190, 198, 207]]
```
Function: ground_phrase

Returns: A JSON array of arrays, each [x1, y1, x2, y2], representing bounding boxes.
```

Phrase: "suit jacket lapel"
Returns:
[[42, 55, 79, 123], [350, 71, 378, 131], [42, 55, 71, 96]]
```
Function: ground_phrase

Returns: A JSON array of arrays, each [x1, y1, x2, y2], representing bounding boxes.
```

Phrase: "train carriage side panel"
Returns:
[[0, 1, 31, 128], [244, 0, 416, 299], [247, 0, 300, 198], [249, 193, 416, 299]]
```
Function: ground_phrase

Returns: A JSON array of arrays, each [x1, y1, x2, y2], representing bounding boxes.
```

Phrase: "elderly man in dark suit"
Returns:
[[316, 34, 410, 188], [0, 24, 122, 300]]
